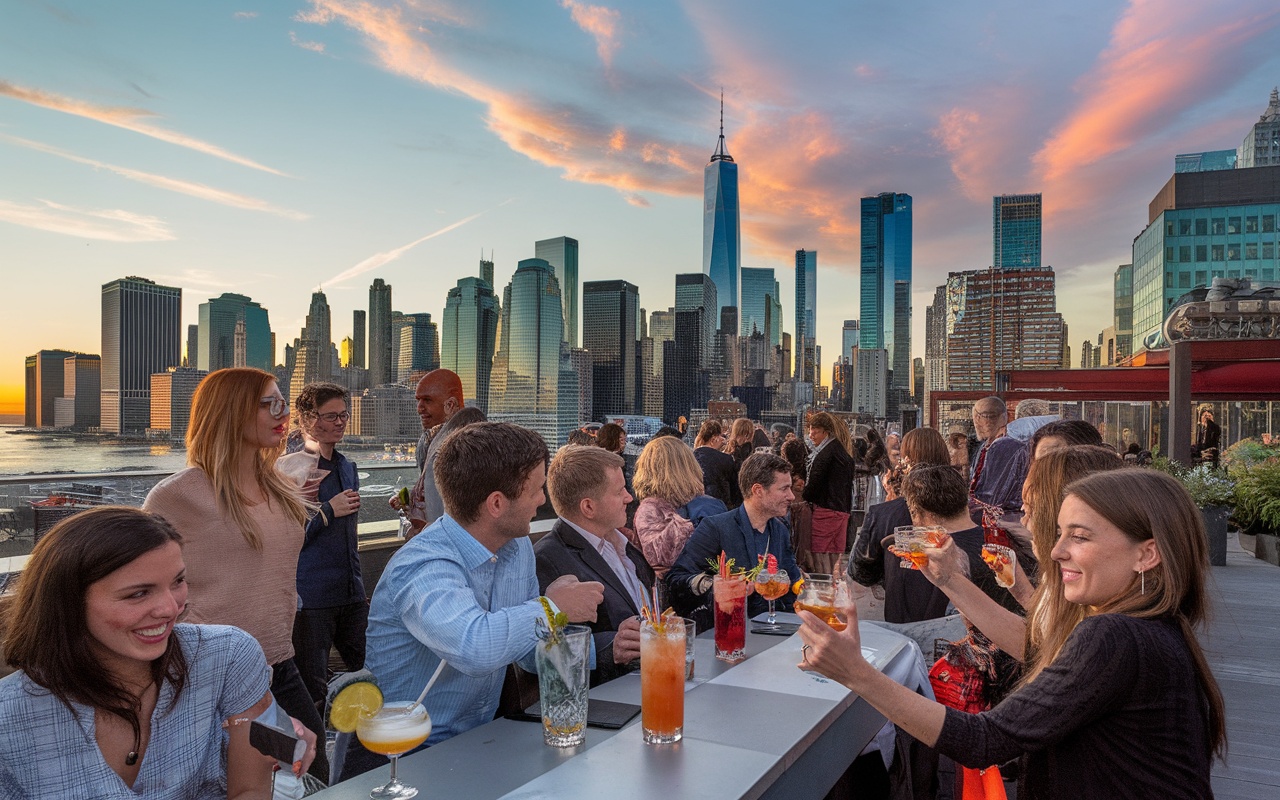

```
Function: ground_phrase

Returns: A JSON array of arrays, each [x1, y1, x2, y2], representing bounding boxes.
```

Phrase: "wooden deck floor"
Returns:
[[1204, 538, 1280, 799]]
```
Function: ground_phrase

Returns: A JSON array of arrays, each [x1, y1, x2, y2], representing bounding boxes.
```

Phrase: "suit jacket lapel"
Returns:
[[735, 505, 757, 565], [556, 522, 639, 616]]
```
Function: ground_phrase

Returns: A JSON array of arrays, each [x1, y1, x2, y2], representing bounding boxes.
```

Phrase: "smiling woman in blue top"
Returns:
[[341, 422, 605, 782], [666, 452, 802, 622], [0, 506, 316, 798]]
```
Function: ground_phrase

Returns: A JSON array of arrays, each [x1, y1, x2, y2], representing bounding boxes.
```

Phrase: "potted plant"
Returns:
[[1177, 465, 1235, 567], [1230, 458, 1280, 567]]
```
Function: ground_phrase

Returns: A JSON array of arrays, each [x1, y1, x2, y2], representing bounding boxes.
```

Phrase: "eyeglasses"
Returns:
[[315, 411, 351, 423], [260, 397, 289, 418], [973, 411, 1003, 420]]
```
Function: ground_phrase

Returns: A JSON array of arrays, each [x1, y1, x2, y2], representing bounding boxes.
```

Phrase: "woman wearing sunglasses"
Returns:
[[144, 367, 327, 782]]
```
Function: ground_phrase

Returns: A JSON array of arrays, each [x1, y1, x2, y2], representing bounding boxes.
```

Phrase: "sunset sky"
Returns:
[[3, 1, 1279, 417]]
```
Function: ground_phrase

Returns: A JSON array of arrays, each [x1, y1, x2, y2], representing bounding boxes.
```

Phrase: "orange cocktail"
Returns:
[[795, 576, 849, 631], [890, 526, 949, 569], [793, 601, 848, 631], [640, 616, 686, 744]]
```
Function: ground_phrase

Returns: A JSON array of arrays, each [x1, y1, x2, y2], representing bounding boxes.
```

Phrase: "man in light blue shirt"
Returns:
[[341, 422, 604, 781]]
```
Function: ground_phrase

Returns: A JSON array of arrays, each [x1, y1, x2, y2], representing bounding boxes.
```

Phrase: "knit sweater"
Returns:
[[144, 467, 304, 665], [934, 613, 1214, 799]]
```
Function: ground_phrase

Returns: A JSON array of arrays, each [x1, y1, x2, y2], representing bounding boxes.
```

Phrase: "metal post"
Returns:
[[1169, 341, 1192, 466]]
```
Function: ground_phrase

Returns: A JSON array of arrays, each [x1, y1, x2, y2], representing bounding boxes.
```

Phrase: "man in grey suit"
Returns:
[[535, 445, 655, 686]]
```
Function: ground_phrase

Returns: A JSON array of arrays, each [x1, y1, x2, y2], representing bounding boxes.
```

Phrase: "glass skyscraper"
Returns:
[[794, 250, 817, 384], [442, 276, 499, 411], [1131, 167, 1280, 345], [582, 279, 640, 417], [740, 267, 781, 345], [197, 293, 272, 372], [489, 258, 575, 447], [675, 273, 718, 366], [100, 276, 181, 434], [368, 278, 393, 387], [703, 104, 740, 315], [859, 193, 912, 411], [395, 313, 440, 384], [993, 193, 1042, 269], [535, 236, 579, 347]]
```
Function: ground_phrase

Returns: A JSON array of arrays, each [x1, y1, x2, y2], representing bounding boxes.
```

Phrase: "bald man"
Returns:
[[392, 369, 474, 535]]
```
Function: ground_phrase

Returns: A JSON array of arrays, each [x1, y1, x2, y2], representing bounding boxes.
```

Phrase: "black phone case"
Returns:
[[249, 720, 301, 763], [506, 698, 641, 730]]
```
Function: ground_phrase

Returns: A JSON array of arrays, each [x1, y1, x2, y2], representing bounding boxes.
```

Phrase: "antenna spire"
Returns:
[[710, 88, 734, 164]]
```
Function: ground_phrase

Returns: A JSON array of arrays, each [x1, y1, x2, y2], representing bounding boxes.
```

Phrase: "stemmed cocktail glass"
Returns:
[[355, 702, 432, 799]]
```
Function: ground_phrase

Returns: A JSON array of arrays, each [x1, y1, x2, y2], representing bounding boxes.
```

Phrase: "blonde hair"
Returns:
[[547, 445, 624, 517], [723, 418, 754, 453], [186, 368, 308, 549], [634, 436, 705, 507]]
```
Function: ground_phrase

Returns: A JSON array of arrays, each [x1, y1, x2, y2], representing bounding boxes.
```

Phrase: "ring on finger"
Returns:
[[801, 644, 811, 660]]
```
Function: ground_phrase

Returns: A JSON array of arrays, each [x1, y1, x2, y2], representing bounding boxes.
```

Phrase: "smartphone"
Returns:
[[249, 719, 303, 764]]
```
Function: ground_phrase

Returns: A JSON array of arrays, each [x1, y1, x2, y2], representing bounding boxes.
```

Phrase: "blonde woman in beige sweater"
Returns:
[[143, 367, 327, 781]]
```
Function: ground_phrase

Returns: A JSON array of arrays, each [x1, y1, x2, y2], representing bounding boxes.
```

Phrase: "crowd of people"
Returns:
[[0, 369, 1227, 799]]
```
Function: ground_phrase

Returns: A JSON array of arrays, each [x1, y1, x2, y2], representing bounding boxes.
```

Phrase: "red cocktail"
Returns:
[[713, 575, 748, 662]]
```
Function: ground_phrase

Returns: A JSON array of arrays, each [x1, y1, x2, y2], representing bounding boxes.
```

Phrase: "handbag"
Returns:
[[928, 627, 1008, 800]]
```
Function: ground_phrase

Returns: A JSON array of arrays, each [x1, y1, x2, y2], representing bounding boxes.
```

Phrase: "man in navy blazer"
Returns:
[[535, 445, 655, 686], [666, 452, 801, 621]]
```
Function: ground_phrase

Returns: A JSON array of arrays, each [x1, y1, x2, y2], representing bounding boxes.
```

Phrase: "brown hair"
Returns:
[[738, 452, 792, 498], [434, 422, 549, 524], [185, 368, 307, 549], [633, 436, 705, 507], [694, 419, 723, 448], [1023, 446, 1122, 563], [595, 423, 627, 453], [723, 418, 755, 453], [548, 445, 625, 517], [900, 428, 950, 468], [808, 411, 852, 456], [1029, 419, 1103, 459], [902, 465, 969, 521], [2, 507, 189, 749], [1026, 469, 1226, 759]]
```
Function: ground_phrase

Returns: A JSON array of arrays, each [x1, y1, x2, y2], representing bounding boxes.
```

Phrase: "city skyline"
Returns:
[[3, 2, 1280, 417]]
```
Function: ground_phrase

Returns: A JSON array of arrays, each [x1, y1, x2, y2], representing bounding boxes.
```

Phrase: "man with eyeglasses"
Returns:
[[292, 381, 368, 715], [968, 396, 1028, 514]]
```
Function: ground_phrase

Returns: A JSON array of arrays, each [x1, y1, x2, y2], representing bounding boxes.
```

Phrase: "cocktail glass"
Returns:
[[712, 574, 748, 662], [981, 544, 1016, 589], [640, 615, 686, 744], [890, 526, 950, 570], [533, 624, 591, 747], [794, 576, 847, 631], [355, 702, 432, 799], [754, 568, 791, 625]]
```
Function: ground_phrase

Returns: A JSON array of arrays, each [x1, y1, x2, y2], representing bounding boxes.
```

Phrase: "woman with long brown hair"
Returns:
[[143, 367, 326, 780], [0, 506, 315, 795], [800, 468, 1225, 798]]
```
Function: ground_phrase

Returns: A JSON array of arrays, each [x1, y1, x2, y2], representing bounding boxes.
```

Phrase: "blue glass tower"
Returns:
[[794, 250, 817, 383], [703, 95, 740, 316], [859, 193, 912, 412], [442, 276, 499, 411], [740, 267, 780, 341], [993, 193, 1042, 269]]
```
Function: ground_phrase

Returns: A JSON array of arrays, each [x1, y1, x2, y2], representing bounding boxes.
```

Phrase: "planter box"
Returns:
[[1201, 506, 1230, 567], [1256, 532, 1280, 567]]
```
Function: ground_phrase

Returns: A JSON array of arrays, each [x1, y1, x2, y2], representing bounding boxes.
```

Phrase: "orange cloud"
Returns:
[[0, 80, 289, 176], [560, 0, 622, 69], [1034, 1, 1280, 211]]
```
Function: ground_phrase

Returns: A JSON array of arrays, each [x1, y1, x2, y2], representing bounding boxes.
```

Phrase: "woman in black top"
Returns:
[[799, 468, 1226, 799]]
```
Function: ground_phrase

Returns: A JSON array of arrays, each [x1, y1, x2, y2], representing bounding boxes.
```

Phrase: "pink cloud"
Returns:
[[559, 0, 622, 69]]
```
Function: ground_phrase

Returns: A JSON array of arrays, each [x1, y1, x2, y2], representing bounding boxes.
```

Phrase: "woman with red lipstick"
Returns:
[[0, 506, 314, 797], [799, 469, 1226, 799], [144, 367, 327, 782]]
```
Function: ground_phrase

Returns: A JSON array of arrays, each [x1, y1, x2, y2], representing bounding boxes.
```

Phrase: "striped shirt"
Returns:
[[364, 514, 544, 745], [0, 625, 270, 799]]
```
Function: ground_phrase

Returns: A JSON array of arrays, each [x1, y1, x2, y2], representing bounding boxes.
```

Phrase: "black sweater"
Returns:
[[935, 613, 1214, 800]]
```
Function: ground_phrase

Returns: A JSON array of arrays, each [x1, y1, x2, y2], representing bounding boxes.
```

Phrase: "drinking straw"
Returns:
[[411, 659, 448, 710]]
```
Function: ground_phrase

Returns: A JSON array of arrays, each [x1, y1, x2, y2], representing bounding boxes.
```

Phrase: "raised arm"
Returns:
[[920, 538, 1027, 659]]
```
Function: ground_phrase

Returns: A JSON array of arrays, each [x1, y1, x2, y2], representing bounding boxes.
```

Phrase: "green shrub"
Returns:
[[1231, 459, 1280, 534], [1178, 465, 1235, 508]]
